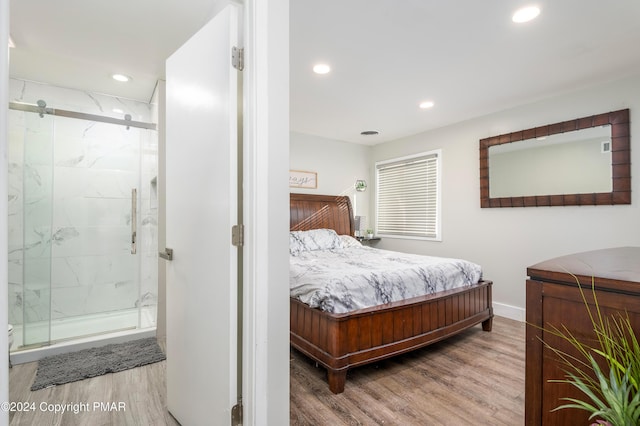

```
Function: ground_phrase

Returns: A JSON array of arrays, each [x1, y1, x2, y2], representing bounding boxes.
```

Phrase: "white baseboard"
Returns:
[[493, 302, 525, 322]]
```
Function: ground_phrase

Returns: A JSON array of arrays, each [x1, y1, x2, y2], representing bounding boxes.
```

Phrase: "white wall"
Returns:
[[371, 73, 640, 321], [1, 0, 9, 423], [290, 132, 371, 228]]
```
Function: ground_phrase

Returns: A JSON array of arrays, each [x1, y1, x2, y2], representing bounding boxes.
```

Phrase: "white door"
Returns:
[[165, 5, 240, 425]]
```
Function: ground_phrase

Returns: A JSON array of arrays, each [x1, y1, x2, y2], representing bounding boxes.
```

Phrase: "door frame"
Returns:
[[241, 0, 290, 424], [1, 0, 9, 422]]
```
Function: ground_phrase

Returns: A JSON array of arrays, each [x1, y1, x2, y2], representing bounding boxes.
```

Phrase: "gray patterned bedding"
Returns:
[[289, 229, 483, 314]]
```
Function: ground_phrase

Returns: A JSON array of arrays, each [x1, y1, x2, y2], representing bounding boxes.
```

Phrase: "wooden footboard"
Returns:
[[290, 280, 493, 393]]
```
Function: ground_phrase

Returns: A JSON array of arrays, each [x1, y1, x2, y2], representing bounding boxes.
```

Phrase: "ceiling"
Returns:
[[10, 1, 640, 145], [9, 0, 219, 103]]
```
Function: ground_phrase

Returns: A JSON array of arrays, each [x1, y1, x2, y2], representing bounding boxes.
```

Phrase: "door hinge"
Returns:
[[232, 46, 244, 71], [232, 224, 244, 247], [231, 401, 243, 426]]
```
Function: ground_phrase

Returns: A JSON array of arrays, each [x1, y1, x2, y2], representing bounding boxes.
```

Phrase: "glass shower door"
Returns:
[[9, 101, 157, 351], [21, 111, 55, 347], [49, 117, 141, 341], [8, 84, 159, 352]]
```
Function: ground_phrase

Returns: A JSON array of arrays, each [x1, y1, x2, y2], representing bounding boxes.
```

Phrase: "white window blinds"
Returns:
[[375, 151, 440, 239]]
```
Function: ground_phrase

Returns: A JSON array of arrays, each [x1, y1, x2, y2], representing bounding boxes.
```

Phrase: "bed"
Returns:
[[289, 193, 494, 393]]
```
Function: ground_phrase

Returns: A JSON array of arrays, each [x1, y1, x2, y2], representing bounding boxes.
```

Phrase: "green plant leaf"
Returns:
[[542, 273, 640, 425]]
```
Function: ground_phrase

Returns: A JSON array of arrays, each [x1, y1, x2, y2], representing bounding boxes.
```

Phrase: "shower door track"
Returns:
[[9, 101, 157, 130]]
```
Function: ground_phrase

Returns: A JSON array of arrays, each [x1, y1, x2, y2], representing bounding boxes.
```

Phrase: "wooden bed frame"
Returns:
[[290, 193, 494, 393]]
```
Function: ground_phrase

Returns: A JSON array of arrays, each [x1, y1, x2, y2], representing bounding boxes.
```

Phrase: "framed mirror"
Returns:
[[480, 109, 630, 207]]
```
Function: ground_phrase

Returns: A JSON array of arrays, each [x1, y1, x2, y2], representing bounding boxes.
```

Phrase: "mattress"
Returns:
[[289, 230, 482, 314]]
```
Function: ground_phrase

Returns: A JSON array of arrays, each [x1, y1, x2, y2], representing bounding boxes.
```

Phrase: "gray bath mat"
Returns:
[[31, 337, 166, 391]]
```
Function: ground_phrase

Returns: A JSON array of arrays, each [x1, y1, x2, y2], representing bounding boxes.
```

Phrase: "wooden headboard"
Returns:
[[290, 193, 355, 236]]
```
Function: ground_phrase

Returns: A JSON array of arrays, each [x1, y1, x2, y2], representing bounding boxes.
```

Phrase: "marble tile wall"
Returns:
[[8, 79, 158, 336]]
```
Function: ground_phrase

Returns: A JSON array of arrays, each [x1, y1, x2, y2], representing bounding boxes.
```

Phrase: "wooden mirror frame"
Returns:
[[480, 109, 630, 208]]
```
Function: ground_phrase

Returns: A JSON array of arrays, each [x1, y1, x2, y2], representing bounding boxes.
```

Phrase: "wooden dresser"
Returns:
[[525, 247, 640, 425]]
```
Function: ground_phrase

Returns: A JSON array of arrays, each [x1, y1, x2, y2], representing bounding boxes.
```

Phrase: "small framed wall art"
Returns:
[[289, 170, 317, 189]]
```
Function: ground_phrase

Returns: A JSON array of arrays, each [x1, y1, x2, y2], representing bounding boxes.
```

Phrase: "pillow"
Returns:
[[289, 229, 343, 255], [339, 235, 362, 248]]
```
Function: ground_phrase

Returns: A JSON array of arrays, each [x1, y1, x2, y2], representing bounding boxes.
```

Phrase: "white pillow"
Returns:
[[289, 229, 343, 255], [339, 235, 362, 248]]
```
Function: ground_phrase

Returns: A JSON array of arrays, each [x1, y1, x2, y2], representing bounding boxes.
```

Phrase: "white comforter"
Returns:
[[290, 243, 482, 314]]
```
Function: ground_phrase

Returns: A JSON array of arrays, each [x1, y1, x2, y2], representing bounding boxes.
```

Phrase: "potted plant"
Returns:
[[543, 276, 640, 426], [366, 229, 374, 238]]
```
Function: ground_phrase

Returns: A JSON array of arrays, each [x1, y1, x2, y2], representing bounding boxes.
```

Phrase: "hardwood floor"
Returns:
[[8, 341, 179, 426], [8, 316, 524, 425], [290, 316, 525, 426]]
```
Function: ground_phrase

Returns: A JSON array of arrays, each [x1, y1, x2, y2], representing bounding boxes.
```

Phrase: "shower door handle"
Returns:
[[131, 188, 137, 254]]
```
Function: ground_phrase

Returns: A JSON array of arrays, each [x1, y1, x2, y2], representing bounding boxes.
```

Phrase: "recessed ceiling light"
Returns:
[[360, 130, 379, 136], [512, 6, 540, 23], [419, 101, 435, 109], [313, 64, 331, 74], [112, 73, 131, 82]]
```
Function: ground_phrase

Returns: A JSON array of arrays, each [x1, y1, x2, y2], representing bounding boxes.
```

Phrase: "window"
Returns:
[[375, 150, 441, 240]]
